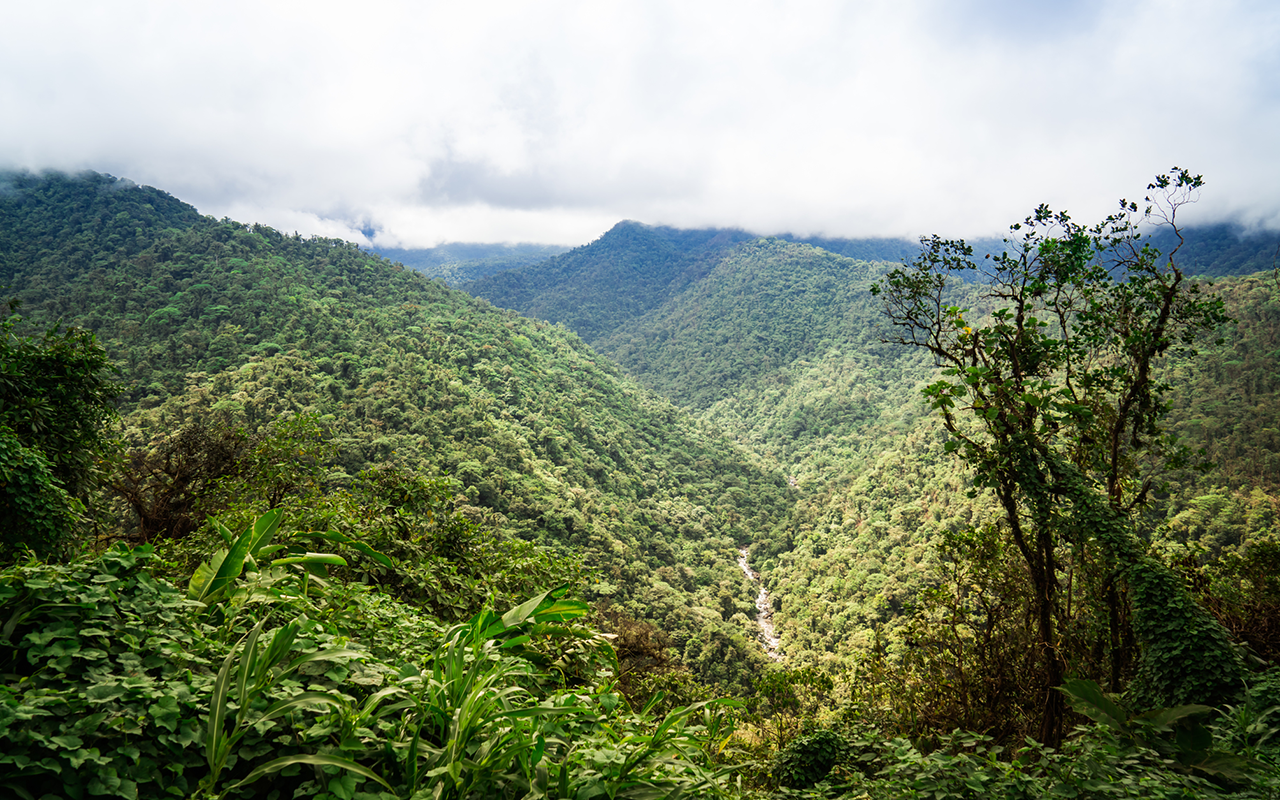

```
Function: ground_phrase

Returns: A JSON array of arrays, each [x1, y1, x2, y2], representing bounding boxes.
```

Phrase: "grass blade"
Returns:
[[227, 753, 393, 792]]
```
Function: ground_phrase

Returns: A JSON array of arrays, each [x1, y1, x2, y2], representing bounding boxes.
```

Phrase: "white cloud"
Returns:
[[2, 0, 1277, 245]]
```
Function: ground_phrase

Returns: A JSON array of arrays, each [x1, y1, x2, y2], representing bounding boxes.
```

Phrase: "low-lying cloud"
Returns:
[[3, 0, 1277, 247]]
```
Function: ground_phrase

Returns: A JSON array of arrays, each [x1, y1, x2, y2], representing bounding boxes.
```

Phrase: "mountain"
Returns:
[[460, 223, 987, 661], [596, 238, 889, 408], [462, 221, 761, 343], [8, 169, 1280, 683], [0, 169, 794, 690], [0, 169, 203, 270], [455, 213, 1280, 669], [1143, 222, 1280, 277]]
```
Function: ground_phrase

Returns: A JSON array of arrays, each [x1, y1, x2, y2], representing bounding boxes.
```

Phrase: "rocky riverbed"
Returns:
[[737, 547, 782, 661]]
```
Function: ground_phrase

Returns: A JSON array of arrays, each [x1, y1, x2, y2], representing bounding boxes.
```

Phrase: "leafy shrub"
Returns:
[[772, 728, 850, 789], [0, 425, 79, 561], [846, 729, 1233, 800], [0, 541, 745, 799], [0, 544, 213, 797], [0, 306, 119, 510]]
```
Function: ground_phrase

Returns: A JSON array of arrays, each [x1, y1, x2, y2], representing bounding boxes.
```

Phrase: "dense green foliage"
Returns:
[[0, 169, 791, 693], [600, 239, 887, 409], [464, 222, 763, 343], [0, 170, 203, 269], [0, 427, 79, 563], [4, 169, 1280, 796], [457, 171, 1280, 758], [0, 305, 119, 558], [0, 310, 118, 492], [874, 171, 1246, 738], [0, 541, 743, 799], [460, 184, 1280, 684]]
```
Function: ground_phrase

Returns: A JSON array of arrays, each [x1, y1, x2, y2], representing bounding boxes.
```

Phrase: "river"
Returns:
[[737, 547, 783, 661]]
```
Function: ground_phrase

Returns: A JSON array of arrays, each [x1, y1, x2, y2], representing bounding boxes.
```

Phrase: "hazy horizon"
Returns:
[[5, 1, 1278, 248]]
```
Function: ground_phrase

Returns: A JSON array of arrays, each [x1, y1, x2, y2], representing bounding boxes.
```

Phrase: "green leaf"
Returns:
[[1059, 679, 1127, 730], [281, 647, 364, 675], [258, 691, 346, 725], [186, 553, 221, 602], [246, 508, 284, 556], [207, 643, 237, 768], [313, 529, 395, 569], [194, 527, 256, 607], [49, 734, 83, 749], [269, 552, 347, 568], [1139, 704, 1211, 730], [227, 753, 393, 792], [499, 589, 552, 630]]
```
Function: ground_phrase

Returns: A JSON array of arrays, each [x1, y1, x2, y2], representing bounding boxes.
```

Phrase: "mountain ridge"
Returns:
[[1, 169, 793, 690]]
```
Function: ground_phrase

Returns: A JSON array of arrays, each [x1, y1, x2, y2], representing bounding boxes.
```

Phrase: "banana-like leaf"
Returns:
[[207, 641, 237, 768], [1139, 704, 1212, 730], [499, 590, 551, 631], [281, 646, 365, 675], [1059, 678, 1127, 730], [1174, 722, 1214, 755], [1185, 753, 1255, 782], [313, 529, 395, 569], [269, 552, 348, 567], [527, 598, 589, 624], [186, 553, 222, 601], [260, 620, 300, 678], [246, 508, 284, 554], [192, 510, 283, 607], [234, 621, 267, 727]]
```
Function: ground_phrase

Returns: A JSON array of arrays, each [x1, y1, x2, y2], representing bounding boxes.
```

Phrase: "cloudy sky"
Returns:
[[4, 0, 1278, 248]]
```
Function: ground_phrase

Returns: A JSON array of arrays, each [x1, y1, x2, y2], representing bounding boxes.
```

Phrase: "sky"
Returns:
[[3, 0, 1279, 248]]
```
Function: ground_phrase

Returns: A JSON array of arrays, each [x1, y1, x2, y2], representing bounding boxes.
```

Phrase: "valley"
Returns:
[[2, 169, 1278, 797]]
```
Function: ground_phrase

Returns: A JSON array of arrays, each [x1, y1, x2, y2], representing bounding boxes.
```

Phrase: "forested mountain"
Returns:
[[1144, 222, 1280, 277], [8, 171, 1277, 684], [458, 211, 1280, 677], [13, 169, 1268, 679], [460, 223, 939, 346], [0, 170, 793, 690], [462, 220, 1280, 353], [4, 169, 1279, 797], [570, 239, 985, 665], [598, 239, 892, 408], [462, 221, 761, 342], [457, 225, 932, 330]]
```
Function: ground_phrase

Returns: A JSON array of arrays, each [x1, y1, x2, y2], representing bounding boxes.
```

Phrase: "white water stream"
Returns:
[[737, 547, 783, 661]]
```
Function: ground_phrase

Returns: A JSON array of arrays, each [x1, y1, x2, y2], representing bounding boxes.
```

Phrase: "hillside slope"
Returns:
[[0, 170, 795, 688], [596, 238, 890, 408], [462, 221, 759, 342], [462, 215, 1280, 668]]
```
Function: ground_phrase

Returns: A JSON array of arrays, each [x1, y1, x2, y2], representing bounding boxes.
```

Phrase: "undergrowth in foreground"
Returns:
[[0, 533, 739, 799], [1, 516, 1278, 798]]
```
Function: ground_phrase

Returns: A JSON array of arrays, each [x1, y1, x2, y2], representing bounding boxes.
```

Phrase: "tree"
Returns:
[[873, 169, 1245, 743], [111, 413, 331, 543], [0, 302, 119, 557]]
